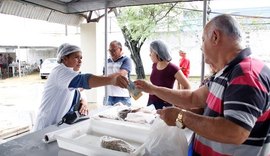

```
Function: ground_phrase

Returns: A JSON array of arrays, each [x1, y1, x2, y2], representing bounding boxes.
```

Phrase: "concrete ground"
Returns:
[[0, 72, 200, 143], [0, 72, 44, 143]]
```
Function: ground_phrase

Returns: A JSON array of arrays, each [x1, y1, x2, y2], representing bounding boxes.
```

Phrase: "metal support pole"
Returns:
[[201, 0, 208, 83], [103, 1, 108, 105]]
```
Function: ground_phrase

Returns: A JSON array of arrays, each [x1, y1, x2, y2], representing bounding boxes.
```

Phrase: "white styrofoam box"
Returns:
[[89, 117, 151, 143], [55, 118, 151, 156]]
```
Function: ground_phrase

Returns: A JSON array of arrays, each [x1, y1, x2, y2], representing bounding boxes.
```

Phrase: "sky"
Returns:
[[208, 0, 270, 17], [210, 0, 270, 9]]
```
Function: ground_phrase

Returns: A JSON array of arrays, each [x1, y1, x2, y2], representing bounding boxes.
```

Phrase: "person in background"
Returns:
[[7, 54, 13, 65], [178, 50, 190, 89], [135, 14, 270, 156], [148, 40, 190, 110], [33, 43, 129, 131], [105, 40, 132, 106], [38, 59, 43, 72], [2, 54, 8, 78], [0, 54, 3, 77], [39, 59, 43, 66], [179, 50, 190, 78], [7, 54, 13, 76]]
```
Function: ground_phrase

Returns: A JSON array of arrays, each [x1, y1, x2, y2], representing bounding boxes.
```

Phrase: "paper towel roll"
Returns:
[[43, 126, 70, 143], [43, 119, 90, 143]]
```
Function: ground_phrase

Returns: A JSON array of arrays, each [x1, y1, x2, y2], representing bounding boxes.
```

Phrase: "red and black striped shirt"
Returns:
[[193, 48, 270, 156]]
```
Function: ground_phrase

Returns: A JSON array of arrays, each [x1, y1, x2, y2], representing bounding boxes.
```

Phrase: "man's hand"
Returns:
[[157, 107, 181, 126], [111, 74, 129, 88]]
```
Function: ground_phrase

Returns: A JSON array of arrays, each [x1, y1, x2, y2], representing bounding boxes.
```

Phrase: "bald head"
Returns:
[[202, 14, 243, 71], [207, 14, 242, 42]]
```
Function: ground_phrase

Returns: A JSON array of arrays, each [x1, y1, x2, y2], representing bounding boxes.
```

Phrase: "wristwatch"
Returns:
[[175, 109, 186, 129]]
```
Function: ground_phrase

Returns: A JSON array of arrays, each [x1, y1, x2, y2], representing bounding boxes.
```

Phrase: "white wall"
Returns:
[[80, 23, 106, 104]]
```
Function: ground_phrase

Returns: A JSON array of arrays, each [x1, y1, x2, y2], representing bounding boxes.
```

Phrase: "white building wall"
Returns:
[[26, 49, 56, 65], [80, 23, 106, 104]]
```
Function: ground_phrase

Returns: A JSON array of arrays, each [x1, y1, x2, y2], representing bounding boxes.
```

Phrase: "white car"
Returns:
[[40, 58, 58, 79]]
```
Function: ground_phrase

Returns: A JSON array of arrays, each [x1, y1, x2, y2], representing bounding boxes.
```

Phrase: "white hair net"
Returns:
[[56, 43, 81, 63], [150, 40, 172, 61]]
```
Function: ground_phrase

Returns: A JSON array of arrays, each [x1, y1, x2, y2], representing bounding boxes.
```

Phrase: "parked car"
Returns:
[[40, 58, 58, 79]]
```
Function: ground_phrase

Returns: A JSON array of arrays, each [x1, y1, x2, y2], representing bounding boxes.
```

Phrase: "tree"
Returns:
[[113, 3, 183, 79]]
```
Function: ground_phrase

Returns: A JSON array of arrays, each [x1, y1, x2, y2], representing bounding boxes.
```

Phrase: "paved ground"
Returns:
[[0, 72, 45, 142], [0, 72, 200, 142]]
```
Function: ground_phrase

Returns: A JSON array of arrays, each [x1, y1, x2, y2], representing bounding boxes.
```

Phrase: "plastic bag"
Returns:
[[143, 117, 188, 156]]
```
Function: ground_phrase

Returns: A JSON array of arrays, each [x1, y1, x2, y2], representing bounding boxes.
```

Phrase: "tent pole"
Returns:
[[103, 1, 108, 105], [201, 0, 208, 83]]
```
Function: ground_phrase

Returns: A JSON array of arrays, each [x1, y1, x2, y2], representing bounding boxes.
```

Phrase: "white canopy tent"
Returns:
[[0, 0, 205, 26]]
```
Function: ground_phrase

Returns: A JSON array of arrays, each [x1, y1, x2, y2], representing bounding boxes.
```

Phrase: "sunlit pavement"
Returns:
[[0, 73, 44, 141], [0, 72, 200, 142]]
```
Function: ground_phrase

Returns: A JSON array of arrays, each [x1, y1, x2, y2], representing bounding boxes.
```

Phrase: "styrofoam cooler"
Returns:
[[55, 118, 151, 156]]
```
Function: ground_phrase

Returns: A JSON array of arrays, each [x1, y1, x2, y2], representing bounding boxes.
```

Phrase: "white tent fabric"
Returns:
[[0, 0, 203, 26], [18, 0, 201, 13]]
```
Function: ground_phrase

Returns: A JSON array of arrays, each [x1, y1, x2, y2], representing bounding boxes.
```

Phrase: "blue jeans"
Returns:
[[106, 96, 131, 106]]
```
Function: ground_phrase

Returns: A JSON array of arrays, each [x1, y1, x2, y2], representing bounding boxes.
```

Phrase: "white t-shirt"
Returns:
[[33, 64, 78, 131]]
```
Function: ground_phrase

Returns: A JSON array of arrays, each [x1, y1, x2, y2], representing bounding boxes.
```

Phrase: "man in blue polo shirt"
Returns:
[[105, 40, 132, 106]]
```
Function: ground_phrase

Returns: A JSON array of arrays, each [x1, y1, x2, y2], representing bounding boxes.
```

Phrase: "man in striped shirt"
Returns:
[[135, 14, 270, 156]]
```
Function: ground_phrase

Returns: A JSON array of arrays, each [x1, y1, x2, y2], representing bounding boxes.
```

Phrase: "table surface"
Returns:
[[0, 107, 194, 156], [0, 123, 193, 156], [0, 123, 85, 156], [0, 106, 110, 156]]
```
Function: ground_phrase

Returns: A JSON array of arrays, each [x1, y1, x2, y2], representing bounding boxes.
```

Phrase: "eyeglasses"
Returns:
[[108, 48, 119, 53]]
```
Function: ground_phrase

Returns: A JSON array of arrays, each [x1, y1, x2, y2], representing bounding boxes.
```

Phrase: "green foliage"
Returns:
[[115, 3, 185, 42], [113, 3, 202, 78], [116, 6, 154, 42]]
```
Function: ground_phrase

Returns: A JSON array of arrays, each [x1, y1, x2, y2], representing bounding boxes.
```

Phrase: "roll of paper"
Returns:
[[43, 126, 71, 143], [43, 120, 89, 143]]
